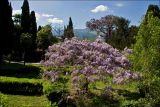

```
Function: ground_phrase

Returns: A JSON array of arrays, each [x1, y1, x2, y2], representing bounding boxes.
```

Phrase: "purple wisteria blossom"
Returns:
[[41, 37, 140, 85]]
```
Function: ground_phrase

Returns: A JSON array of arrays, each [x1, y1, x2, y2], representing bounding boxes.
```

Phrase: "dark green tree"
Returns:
[[86, 15, 118, 42], [86, 15, 132, 50], [38, 26, 42, 31], [0, 0, 14, 62], [128, 25, 139, 47], [20, 33, 32, 65], [146, 4, 160, 19], [109, 17, 130, 49], [68, 17, 74, 38], [36, 25, 55, 52], [21, 0, 30, 33], [13, 14, 22, 50], [30, 11, 37, 50], [63, 17, 74, 39]]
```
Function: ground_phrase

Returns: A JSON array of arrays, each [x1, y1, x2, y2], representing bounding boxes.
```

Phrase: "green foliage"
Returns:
[[130, 5, 160, 106], [146, 4, 160, 19], [21, 0, 30, 33], [0, 76, 43, 95], [20, 33, 32, 65], [138, 77, 160, 106], [0, 93, 8, 107], [131, 11, 160, 74], [20, 33, 32, 50], [108, 17, 130, 50], [63, 17, 74, 40], [37, 25, 57, 51], [86, 15, 137, 50], [43, 80, 68, 105]]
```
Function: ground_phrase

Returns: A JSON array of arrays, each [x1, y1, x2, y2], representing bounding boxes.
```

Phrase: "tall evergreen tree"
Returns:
[[68, 17, 73, 29], [38, 26, 42, 31], [0, 0, 14, 62], [63, 17, 74, 39], [132, 5, 160, 74], [68, 17, 74, 38], [21, 0, 30, 33], [146, 4, 160, 19], [30, 11, 37, 50]]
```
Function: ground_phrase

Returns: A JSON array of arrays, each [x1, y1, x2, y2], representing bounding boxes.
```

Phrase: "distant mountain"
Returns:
[[53, 28, 97, 41], [74, 29, 97, 40]]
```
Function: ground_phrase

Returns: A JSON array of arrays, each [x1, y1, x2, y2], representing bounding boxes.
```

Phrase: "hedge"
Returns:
[[0, 76, 43, 95], [0, 63, 41, 78]]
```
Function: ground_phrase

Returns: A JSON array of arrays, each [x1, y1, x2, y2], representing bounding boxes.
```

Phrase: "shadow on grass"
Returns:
[[116, 89, 141, 100], [0, 63, 42, 79]]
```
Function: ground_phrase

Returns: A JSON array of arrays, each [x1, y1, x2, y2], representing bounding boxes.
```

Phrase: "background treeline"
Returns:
[[86, 15, 139, 50], [0, 0, 74, 64]]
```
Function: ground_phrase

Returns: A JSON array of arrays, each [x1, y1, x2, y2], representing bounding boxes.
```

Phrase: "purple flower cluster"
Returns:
[[41, 37, 140, 84]]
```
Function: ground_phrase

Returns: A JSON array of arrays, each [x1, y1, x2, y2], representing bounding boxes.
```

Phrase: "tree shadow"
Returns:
[[0, 63, 41, 79], [116, 89, 141, 100]]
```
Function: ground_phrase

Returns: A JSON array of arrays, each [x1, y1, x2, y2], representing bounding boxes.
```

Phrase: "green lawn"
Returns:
[[4, 94, 51, 107]]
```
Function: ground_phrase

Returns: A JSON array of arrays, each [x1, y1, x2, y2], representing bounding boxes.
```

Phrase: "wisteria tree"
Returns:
[[41, 38, 140, 96]]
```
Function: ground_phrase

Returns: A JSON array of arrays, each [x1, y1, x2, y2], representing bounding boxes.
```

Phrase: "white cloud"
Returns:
[[12, 10, 21, 15], [116, 3, 124, 7], [42, 14, 54, 17], [47, 18, 63, 24], [13, 10, 40, 21], [35, 13, 41, 21], [91, 5, 108, 13]]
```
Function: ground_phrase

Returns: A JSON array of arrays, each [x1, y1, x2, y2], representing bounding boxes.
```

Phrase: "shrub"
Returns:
[[0, 63, 42, 78], [0, 93, 8, 107], [138, 77, 160, 106], [43, 80, 69, 103], [0, 76, 43, 95]]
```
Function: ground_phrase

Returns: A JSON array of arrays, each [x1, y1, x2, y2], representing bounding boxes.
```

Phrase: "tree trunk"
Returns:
[[23, 51, 25, 66], [0, 53, 2, 64]]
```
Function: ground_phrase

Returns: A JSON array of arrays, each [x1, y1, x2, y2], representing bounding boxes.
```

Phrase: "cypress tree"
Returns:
[[38, 26, 42, 31], [63, 17, 74, 39], [30, 11, 37, 50], [21, 0, 30, 33], [0, 0, 14, 62], [68, 17, 74, 38], [146, 5, 160, 19], [132, 5, 160, 73]]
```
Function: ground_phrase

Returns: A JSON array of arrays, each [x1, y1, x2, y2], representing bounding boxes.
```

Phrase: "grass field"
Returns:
[[2, 94, 51, 107]]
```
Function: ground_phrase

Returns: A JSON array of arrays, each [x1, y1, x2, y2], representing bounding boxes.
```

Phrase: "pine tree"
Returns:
[[30, 11, 37, 50], [21, 0, 30, 33]]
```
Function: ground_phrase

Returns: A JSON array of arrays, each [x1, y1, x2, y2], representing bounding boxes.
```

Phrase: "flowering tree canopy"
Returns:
[[41, 38, 140, 85]]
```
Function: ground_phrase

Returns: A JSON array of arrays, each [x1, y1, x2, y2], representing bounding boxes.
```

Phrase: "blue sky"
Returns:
[[10, 0, 159, 29]]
